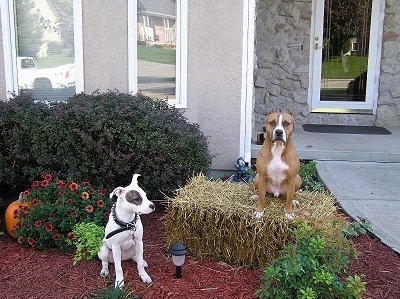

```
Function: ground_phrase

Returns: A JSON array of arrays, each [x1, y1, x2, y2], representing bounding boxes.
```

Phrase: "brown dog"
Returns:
[[253, 112, 302, 220]]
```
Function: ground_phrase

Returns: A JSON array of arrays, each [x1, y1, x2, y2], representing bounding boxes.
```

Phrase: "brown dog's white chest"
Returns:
[[266, 143, 289, 196]]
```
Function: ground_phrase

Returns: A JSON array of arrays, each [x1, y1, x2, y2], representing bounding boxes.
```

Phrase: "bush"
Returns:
[[0, 91, 212, 202], [71, 222, 105, 265], [257, 221, 366, 299], [14, 173, 112, 251], [299, 161, 325, 192]]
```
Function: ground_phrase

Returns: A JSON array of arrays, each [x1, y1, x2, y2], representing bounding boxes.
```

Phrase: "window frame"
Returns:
[[1, 0, 84, 99], [128, 0, 187, 108]]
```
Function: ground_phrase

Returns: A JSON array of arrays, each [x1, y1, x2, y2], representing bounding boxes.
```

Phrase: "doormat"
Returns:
[[302, 124, 392, 135]]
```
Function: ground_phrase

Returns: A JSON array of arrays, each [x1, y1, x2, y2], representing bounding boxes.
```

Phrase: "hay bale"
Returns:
[[165, 174, 337, 268]]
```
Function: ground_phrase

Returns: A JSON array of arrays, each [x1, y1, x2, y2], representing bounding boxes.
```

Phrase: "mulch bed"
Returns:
[[1, 210, 400, 299]]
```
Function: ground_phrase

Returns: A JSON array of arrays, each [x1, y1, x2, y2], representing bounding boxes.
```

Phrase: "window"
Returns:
[[1, 0, 83, 101], [129, 0, 187, 108]]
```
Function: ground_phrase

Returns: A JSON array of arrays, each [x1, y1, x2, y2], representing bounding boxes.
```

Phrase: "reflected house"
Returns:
[[137, 0, 176, 46]]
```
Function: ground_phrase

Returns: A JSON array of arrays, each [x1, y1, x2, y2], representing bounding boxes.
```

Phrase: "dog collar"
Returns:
[[105, 203, 138, 239]]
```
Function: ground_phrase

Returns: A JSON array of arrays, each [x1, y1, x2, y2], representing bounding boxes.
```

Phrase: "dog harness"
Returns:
[[105, 203, 138, 239]]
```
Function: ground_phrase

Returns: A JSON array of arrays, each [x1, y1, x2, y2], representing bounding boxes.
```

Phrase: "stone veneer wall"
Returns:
[[254, 0, 400, 136], [376, 0, 400, 127]]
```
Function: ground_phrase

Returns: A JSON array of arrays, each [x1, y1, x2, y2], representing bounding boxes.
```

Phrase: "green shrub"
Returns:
[[257, 221, 366, 299], [14, 173, 112, 251], [299, 161, 325, 192], [0, 91, 212, 202], [71, 222, 104, 265]]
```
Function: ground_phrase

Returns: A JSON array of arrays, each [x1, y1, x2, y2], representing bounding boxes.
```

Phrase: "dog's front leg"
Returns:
[[112, 243, 124, 288], [284, 178, 297, 220], [255, 174, 267, 218], [135, 238, 152, 284]]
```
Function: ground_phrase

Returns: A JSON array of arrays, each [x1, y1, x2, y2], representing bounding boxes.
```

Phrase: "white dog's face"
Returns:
[[110, 174, 155, 215]]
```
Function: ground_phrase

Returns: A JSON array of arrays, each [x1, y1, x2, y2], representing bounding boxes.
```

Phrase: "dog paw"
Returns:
[[100, 268, 109, 277], [254, 211, 264, 219], [140, 274, 152, 284], [285, 213, 295, 220], [292, 200, 299, 207], [143, 260, 148, 268], [250, 195, 258, 201]]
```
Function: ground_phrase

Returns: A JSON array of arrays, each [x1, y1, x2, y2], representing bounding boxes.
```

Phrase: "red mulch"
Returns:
[[1, 211, 400, 299]]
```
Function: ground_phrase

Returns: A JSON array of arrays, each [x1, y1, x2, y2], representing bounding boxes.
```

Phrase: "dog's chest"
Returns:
[[267, 144, 289, 185]]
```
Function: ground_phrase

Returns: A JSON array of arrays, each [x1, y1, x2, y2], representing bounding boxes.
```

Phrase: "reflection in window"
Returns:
[[137, 0, 176, 100], [15, 0, 75, 101]]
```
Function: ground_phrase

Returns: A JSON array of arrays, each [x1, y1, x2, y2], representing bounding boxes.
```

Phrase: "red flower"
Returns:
[[34, 220, 42, 227], [88, 189, 94, 195], [53, 234, 61, 241], [28, 237, 36, 247], [59, 189, 66, 196], [67, 232, 76, 240], [81, 192, 89, 200], [99, 189, 107, 196], [56, 199, 63, 205], [85, 205, 94, 213], [69, 211, 77, 217], [56, 180, 65, 187], [104, 212, 110, 220], [17, 236, 24, 244], [45, 223, 54, 232], [69, 182, 78, 192], [97, 200, 105, 208], [82, 181, 91, 187], [66, 199, 73, 205], [22, 190, 30, 197], [32, 181, 40, 188], [41, 180, 49, 187], [49, 213, 55, 219], [44, 173, 52, 181], [32, 198, 40, 206]]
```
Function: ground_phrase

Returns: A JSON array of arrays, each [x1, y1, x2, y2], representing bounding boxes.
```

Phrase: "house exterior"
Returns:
[[0, 0, 399, 176]]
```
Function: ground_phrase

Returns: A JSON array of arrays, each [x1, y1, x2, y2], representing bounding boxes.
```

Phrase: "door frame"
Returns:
[[309, 0, 386, 114]]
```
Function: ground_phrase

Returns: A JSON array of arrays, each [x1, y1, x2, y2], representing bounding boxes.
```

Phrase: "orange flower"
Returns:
[[69, 182, 78, 192], [67, 232, 76, 240], [45, 223, 54, 232], [85, 205, 94, 213], [81, 192, 89, 200], [17, 236, 24, 244], [41, 180, 49, 187]]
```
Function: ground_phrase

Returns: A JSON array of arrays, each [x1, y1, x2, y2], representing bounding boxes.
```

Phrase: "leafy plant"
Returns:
[[0, 91, 212, 203], [257, 221, 366, 299], [71, 222, 105, 265], [343, 218, 372, 238], [299, 161, 325, 192], [90, 279, 140, 299], [14, 173, 112, 251]]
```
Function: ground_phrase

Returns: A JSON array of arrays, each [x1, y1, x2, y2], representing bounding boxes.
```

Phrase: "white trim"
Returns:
[[128, 0, 137, 94], [74, 0, 84, 93], [1, 0, 17, 97], [240, 0, 255, 164]]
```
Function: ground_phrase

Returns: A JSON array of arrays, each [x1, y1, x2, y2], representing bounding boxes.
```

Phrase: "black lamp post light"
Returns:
[[168, 241, 189, 279]]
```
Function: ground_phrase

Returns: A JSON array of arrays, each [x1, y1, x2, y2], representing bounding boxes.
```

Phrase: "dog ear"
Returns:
[[110, 187, 125, 199], [126, 174, 141, 189]]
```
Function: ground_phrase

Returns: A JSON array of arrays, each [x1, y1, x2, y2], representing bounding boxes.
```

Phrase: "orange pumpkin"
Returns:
[[4, 198, 31, 238]]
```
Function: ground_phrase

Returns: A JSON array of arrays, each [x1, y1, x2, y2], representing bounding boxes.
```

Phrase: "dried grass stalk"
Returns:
[[165, 174, 338, 268]]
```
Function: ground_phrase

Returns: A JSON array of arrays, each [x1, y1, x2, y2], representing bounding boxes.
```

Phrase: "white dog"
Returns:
[[98, 174, 155, 288]]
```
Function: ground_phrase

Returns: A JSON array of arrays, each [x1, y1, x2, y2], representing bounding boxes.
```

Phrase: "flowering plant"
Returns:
[[15, 173, 112, 251]]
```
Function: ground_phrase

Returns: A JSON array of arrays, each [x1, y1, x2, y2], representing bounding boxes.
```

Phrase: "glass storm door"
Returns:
[[310, 0, 384, 113]]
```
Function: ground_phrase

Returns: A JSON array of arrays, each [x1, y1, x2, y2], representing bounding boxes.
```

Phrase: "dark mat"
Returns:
[[302, 124, 392, 135]]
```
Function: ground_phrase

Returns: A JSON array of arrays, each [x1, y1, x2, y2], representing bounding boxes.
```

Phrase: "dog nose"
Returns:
[[149, 203, 155, 210], [275, 129, 283, 137]]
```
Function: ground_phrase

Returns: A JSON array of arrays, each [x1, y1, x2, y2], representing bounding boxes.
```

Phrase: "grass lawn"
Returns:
[[137, 45, 175, 65], [322, 56, 368, 79]]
